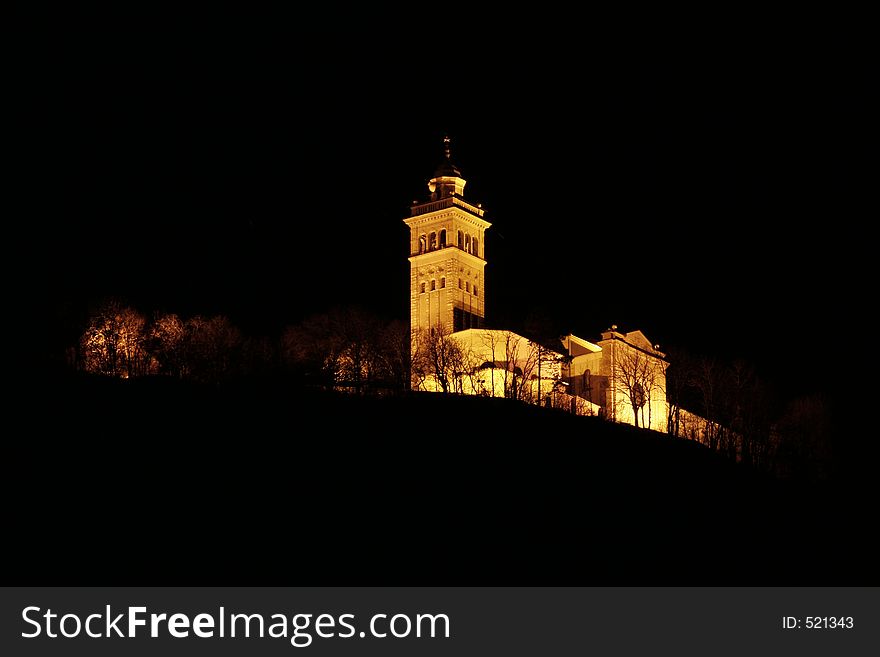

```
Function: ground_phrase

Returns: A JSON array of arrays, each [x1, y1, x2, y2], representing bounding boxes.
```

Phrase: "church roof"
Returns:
[[624, 330, 654, 350], [567, 333, 603, 354]]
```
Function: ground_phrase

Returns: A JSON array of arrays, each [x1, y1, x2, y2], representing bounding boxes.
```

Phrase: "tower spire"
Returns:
[[431, 134, 462, 184]]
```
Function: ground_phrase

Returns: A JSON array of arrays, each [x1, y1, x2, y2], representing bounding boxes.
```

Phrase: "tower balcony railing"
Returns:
[[411, 243, 484, 259], [410, 195, 485, 218]]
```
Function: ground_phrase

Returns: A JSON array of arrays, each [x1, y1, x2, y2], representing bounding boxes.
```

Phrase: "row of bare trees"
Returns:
[[281, 307, 410, 392], [664, 348, 832, 480], [77, 302, 415, 389], [411, 325, 555, 401], [282, 315, 550, 400], [78, 301, 250, 383]]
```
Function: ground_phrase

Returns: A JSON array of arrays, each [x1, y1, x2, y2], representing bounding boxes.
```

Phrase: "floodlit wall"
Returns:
[[415, 329, 600, 416], [562, 332, 668, 431]]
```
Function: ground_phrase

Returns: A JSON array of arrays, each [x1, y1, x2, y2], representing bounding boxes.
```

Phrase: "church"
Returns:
[[404, 138, 669, 432]]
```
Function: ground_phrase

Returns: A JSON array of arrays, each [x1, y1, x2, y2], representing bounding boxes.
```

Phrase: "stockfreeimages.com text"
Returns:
[[22, 605, 450, 648]]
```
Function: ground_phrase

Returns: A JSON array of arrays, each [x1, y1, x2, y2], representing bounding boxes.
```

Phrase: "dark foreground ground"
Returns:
[[7, 373, 876, 585]]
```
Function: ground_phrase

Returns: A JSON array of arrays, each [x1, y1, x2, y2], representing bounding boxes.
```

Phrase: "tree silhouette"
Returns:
[[80, 301, 148, 378], [611, 345, 657, 428], [145, 313, 185, 377], [413, 325, 462, 394]]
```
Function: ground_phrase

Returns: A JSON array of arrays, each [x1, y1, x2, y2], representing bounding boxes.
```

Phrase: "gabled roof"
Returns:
[[623, 330, 666, 358], [566, 333, 602, 355], [625, 330, 653, 350], [595, 328, 666, 359]]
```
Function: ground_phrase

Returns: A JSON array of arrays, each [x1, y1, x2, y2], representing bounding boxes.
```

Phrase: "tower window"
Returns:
[[458, 231, 463, 249], [440, 277, 446, 288], [473, 285, 478, 297], [419, 235, 426, 254], [431, 279, 436, 291], [420, 282, 425, 294], [429, 232, 437, 251], [466, 281, 470, 292], [458, 278, 462, 289], [465, 234, 470, 252], [473, 237, 479, 256], [439, 229, 447, 247]]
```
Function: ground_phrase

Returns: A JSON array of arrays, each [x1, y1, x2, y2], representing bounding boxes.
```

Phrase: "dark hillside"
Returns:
[[9, 373, 874, 584]]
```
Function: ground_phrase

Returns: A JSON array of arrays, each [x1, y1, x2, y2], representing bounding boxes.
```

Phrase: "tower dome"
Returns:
[[428, 135, 467, 199]]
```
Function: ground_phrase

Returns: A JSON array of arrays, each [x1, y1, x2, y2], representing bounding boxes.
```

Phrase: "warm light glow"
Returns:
[[411, 328, 600, 416], [564, 331, 669, 431]]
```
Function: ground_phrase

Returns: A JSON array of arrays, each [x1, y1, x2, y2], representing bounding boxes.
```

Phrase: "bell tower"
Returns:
[[404, 137, 491, 337]]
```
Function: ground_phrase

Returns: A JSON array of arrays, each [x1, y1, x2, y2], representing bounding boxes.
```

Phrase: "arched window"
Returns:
[[419, 235, 426, 254], [465, 234, 470, 252], [439, 229, 446, 247], [431, 279, 436, 291], [466, 281, 470, 292], [473, 285, 478, 297], [440, 277, 446, 288], [429, 232, 437, 251], [473, 237, 479, 256], [458, 231, 463, 249], [420, 282, 425, 294]]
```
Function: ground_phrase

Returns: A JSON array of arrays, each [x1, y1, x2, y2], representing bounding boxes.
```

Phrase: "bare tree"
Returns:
[[459, 340, 491, 396], [80, 301, 148, 378], [414, 325, 463, 394], [408, 328, 428, 391], [692, 356, 723, 448], [282, 312, 346, 387], [481, 329, 505, 397], [741, 375, 774, 471], [643, 355, 664, 430], [512, 333, 541, 402], [145, 313, 185, 377], [663, 347, 692, 437], [533, 341, 566, 408], [725, 360, 754, 464], [376, 320, 412, 391], [330, 307, 382, 393], [611, 345, 657, 428]]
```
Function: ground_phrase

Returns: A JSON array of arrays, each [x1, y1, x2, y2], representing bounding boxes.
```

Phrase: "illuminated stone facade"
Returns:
[[562, 330, 668, 431], [404, 137, 490, 335]]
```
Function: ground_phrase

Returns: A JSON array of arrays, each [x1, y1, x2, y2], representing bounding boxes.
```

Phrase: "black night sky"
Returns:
[[32, 31, 868, 400], [13, 22, 878, 589]]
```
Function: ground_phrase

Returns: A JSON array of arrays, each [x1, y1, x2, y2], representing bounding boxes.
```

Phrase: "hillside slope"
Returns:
[[9, 374, 874, 584]]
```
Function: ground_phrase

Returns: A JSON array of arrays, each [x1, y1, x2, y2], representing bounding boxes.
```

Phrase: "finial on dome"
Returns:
[[430, 134, 464, 193]]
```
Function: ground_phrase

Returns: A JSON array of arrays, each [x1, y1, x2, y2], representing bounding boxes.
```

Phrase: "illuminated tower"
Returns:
[[404, 137, 491, 337]]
